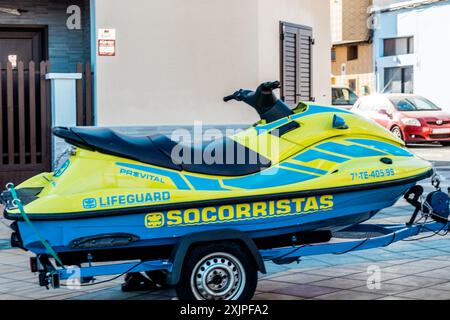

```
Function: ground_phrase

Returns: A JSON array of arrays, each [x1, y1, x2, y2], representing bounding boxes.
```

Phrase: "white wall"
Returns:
[[258, 0, 331, 104], [374, 2, 450, 110], [94, 0, 331, 126]]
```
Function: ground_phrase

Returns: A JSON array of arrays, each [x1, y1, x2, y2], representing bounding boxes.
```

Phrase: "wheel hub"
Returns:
[[190, 252, 245, 300]]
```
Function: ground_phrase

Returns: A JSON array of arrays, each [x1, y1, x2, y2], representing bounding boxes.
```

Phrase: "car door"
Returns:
[[370, 98, 393, 129]]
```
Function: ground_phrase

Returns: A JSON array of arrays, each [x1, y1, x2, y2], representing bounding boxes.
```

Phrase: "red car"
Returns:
[[352, 94, 450, 146]]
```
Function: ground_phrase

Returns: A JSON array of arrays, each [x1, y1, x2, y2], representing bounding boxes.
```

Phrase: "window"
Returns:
[[347, 45, 358, 60], [348, 79, 356, 91], [390, 96, 441, 111], [332, 87, 359, 106], [383, 37, 414, 56], [331, 48, 336, 62], [280, 22, 313, 105], [384, 66, 414, 94]]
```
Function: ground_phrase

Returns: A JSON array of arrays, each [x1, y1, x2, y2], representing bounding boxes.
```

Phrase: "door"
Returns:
[[280, 22, 314, 106], [369, 98, 393, 128], [0, 28, 45, 69], [0, 27, 50, 186]]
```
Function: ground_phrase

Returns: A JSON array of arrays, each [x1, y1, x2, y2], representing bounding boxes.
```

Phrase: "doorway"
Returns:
[[0, 26, 51, 185], [0, 27, 47, 69]]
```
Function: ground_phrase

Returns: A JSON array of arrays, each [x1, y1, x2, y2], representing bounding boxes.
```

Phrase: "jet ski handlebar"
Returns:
[[223, 81, 280, 102], [223, 81, 292, 123]]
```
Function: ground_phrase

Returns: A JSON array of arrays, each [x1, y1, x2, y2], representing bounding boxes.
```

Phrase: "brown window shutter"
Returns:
[[280, 22, 314, 106]]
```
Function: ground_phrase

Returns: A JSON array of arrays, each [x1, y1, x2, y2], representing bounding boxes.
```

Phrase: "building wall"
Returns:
[[94, 0, 331, 126], [331, 43, 374, 95], [330, 0, 343, 43], [373, 1, 450, 110], [0, 0, 91, 72], [331, 0, 372, 43], [342, 0, 372, 41]]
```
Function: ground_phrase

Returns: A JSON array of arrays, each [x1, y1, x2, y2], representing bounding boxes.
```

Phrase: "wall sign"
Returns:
[[98, 28, 116, 56], [8, 55, 17, 68]]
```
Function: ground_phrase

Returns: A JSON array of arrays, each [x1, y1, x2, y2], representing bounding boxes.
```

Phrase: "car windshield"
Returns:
[[391, 96, 441, 111], [332, 88, 358, 105]]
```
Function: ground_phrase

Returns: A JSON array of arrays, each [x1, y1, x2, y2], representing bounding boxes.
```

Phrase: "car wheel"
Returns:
[[440, 142, 450, 147], [391, 126, 404, 141]]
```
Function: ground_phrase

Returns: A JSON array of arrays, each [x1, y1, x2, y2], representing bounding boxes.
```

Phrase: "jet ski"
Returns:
[[2, 81, 433, 267]]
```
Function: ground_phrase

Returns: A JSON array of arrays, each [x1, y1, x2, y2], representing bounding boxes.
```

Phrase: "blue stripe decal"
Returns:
[[223, 167, 317, 189], [185, 175, 229, 191], [346, 139, 413, 157], [254, 105, 350, 136], [116, 162, 191, 190], [281, 162, 328, 175], [255, 117, 290, 135], [291, 105, 351, 121], [316, 142, 387, 158], [294, 149, 350, 163]]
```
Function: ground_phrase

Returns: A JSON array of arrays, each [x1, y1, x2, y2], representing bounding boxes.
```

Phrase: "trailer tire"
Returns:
[[176, 242, 257, 301]]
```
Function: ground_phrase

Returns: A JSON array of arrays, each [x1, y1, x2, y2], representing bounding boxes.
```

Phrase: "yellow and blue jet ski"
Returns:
[[2, 81, 433, 265]]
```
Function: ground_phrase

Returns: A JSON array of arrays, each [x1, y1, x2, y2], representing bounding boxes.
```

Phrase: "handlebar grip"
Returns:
[[223, 95, 235, 102], [261, 81, 281, 91]]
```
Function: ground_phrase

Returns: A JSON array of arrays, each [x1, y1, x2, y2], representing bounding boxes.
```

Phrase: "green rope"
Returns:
[[7, 184, 65, 268]]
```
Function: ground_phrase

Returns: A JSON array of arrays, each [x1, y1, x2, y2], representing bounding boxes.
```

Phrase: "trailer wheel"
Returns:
[[176, 242, 257, 300]]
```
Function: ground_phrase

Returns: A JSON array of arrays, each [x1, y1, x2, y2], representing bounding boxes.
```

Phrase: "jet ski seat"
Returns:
[[53, 127, 271, 177]]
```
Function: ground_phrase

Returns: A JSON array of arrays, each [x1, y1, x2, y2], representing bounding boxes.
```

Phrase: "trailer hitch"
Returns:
[[405, 185, 424, 226], [405, 184, 450, 226]]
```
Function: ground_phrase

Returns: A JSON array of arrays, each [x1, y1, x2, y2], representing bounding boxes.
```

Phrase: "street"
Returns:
[[0, 144, 449, 300]]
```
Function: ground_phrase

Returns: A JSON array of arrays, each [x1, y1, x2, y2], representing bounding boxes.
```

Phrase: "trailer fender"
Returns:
[[166, 229, 266, 286]]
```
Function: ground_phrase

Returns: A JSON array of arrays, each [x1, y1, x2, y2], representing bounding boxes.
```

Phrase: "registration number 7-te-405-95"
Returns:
[[350, 168, 395, 181]]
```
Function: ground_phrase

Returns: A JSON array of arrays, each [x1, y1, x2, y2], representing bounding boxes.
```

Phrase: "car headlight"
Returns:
[[401, 118, 421, 127]]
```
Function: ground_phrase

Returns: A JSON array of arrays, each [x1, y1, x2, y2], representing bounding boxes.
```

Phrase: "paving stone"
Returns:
[[399, 259, 450, 269], [381, 263, 438, 274], [268, 273, 328, 285], [431, 282, 450, 291], [253, 292, 302, 300], [69, 287, 144, 300], [128, 294, 174, 300], [314, 290, 384, 300], [352, 283, 416, 296], [14, 287, 80, 300], [256, 280, 293, 292], [386, 275, 448, 287], [272, 284, 339, 298], [377, 296, 416, 300], [42, 292, 89, 300], [396, 288, 450, 300], [343, 271, 405, 282], [262, 269, 298, 278], [419, 267, 450, 281], [0, 281, 40, 294], [311, 278, 367, 290], [312, 254, 373, 266], [303, 266, 363, 277], [0, 294, 31, 300], [402, 249, 450, 259]]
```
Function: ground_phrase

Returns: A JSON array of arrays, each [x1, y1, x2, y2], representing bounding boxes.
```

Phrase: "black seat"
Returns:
[[54, 127, 181, 170], [53, 127, 271, 176]]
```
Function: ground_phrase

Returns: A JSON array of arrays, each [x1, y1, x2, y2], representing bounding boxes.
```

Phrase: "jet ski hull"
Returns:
[[9, 180, 422, 263]]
